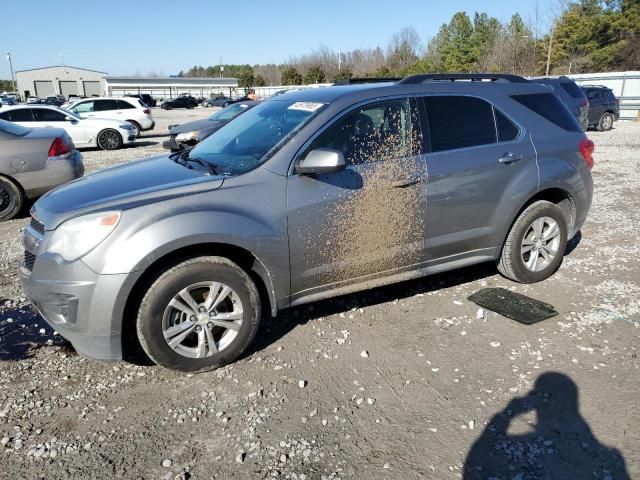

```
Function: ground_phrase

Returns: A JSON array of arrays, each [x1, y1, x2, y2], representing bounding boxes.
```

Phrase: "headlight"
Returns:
[[119, 123, 135, 130], [47, 211, 121, 262], [176, 131, 198, 142]]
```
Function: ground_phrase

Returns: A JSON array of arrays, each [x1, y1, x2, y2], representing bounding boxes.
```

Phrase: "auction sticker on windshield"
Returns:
[[288, 102, 324, 112]]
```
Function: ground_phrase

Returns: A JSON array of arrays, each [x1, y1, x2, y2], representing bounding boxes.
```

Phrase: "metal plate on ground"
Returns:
[[467, 287, 559, 325]]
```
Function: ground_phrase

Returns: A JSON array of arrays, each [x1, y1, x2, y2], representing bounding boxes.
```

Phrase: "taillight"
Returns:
[[48, 137, 72, 157], [615, 97, 620, 108], [579, 138, 594, 170], [143, 108, 151, 115]]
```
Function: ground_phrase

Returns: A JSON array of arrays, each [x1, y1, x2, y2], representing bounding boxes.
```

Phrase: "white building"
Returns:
[[16, 65, 106, 99], [104, 77, 239, 99]]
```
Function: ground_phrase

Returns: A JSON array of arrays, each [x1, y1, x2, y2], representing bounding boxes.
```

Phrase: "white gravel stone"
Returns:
[[360, 350, 369, 358], [162, 459, 172, 468]]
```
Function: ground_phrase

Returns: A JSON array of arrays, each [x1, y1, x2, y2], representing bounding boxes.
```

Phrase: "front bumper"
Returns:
[[162, 135, 183, 151], [19, 247, 128, 361]]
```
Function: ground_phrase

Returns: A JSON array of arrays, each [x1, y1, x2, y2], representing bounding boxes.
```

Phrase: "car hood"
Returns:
[[33, 155, 225, 229], [170, 118, 223, 134]]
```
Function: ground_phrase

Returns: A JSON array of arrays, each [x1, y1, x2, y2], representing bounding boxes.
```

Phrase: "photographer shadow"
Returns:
[[464, 372, 630, 480]]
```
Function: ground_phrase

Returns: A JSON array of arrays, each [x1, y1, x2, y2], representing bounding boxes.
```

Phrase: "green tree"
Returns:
[[238, 69, 255, 88], [442, 12, 476, 71], [304, 64, 326, 84], [253, 74, 266, 87], [281, 66, 303, 85], [331, 69, 354, 82]]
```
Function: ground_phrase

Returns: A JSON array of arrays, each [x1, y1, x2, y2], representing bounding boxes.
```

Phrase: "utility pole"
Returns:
[[545, 27, 554, 76], [5, 52, 16, 92]]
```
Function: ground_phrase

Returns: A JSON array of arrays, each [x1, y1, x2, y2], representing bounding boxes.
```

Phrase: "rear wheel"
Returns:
[[497, 201, 567, 283], [136, 256, 261, 372], [0, 177, 24, 221], [97, 129, 123, 150], [597, 112, 614, 131], [127, 120, 141, 138]]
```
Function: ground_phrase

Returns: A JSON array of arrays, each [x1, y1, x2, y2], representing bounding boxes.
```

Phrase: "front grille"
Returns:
[[30, 217, 45, 235], [23, 251, 36, 272]]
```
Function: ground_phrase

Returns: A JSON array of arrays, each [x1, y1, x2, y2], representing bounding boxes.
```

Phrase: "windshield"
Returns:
[[0, 119, 32, 136], [209, 103, 251, 121], [190, 100, 326, 176]]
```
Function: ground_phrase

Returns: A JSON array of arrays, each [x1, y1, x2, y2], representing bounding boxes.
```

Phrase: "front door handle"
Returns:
[[391, 176, 421, 188], [498, 152, 523, 164]]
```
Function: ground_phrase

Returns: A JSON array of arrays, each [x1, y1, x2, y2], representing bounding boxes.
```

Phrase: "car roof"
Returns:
[[272, 80, 551, 105]]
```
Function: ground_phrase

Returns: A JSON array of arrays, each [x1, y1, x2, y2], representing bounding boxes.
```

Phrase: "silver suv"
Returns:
[[20, 74, 594, 372]]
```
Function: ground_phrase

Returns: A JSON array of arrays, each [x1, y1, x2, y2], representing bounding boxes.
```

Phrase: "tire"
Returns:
[[0, 176, 24, 221], [497, 201, 568, 283], [136, 256, 261, 372], [127, 120, 141, 138], [222, 102, 229, 108], [97, 129, 123, 150], [597, 112, 614, 131]]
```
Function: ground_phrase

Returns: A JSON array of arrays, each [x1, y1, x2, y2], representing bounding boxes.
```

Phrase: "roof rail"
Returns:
[[579, 84, 611, 89], [398, 73, 529, 84], [333, 77, 401, 85]]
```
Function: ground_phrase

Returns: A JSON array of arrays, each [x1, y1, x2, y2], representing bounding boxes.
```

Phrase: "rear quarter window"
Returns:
[[560, 81, 585, 99], [512, 93, 582, 133]]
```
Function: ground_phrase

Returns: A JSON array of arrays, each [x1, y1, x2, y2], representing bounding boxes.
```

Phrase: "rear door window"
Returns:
[[95, 99, 119, 111], [585, 89, 602, 100], [512, 93, 582, 132], [423, 96, 497, 152], [7, 109, 35, 122], [32, 108, 67, 122]]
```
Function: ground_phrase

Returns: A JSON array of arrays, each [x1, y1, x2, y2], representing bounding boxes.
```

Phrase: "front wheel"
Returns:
[[597, 112, 614, 131], [497, 201, 568, 283], [136, 256, 261, 372], [97, 129, 123, 150]]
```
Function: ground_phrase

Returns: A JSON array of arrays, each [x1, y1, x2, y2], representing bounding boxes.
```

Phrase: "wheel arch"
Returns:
[[499, 187, 575, 251]]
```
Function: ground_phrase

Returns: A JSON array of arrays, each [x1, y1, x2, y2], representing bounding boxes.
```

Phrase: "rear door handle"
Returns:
[[498, 152, 523, 164], [391, 176, 421, 188]]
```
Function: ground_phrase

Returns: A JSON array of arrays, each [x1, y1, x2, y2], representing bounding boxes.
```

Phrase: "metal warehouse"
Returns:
[[15, 65, 106, 99], [104, 77, 239, 99]]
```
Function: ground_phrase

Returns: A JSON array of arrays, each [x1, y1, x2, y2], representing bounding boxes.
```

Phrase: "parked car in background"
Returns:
[[19, 73, 593, 371], [45, 96, 65, 107], [163, 101, 259, 151], [1, 94, 17, 105], [580, 85, 620, 131], [126, 94, 157, 107], [529, 76, 589, 131], [0, 119, 83, 221], [223, 95, 252, 107], [161, 96, 198, 110], [27, 97, 43, 105], [0, 105, 137, 150], [65, 97, 155, 137], [202, 95, 232, 107]]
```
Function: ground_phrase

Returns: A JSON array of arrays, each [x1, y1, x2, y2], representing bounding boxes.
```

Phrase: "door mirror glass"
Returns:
[[296, 148, 346, 175]]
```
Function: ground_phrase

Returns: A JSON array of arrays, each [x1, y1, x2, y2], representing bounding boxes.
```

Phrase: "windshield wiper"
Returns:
[[171, 148, 218, 175]]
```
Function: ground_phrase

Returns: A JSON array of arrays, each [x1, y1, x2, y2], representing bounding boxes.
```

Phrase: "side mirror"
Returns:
[[296, 148, 346, 175], [65, 116, 76, 122]]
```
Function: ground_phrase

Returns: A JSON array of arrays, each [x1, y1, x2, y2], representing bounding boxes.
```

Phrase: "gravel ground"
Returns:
[[0, 113, 638, 480]]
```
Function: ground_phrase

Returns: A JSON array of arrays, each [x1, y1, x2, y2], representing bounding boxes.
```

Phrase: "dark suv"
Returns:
[[530, 76, 589, 131], [581, 85, 619, 131], [20, 73, 593, 372], [161, 96, 198, 110]]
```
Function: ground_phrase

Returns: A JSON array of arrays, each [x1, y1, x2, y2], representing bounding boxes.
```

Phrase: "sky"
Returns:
[[0, 0, 554, 80]]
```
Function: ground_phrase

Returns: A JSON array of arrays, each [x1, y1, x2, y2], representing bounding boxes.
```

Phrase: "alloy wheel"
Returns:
[[162, 281, 244, 359], [520, 216, 561, 272]]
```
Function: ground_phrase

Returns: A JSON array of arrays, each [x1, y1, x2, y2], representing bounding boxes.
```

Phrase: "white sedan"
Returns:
[[0, 105, 137, 150]]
